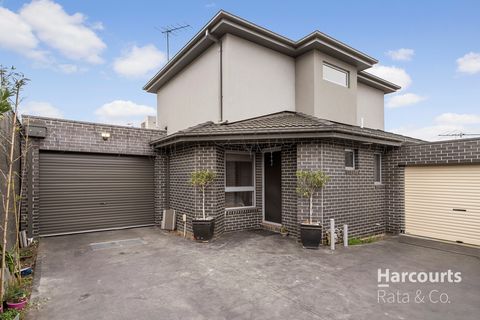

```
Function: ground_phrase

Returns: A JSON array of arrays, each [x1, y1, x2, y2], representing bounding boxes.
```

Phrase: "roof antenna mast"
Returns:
[[155, 24, 190, 60]]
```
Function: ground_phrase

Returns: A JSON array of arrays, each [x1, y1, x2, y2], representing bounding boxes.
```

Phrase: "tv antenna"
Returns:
[[155, 24, 190, 60]]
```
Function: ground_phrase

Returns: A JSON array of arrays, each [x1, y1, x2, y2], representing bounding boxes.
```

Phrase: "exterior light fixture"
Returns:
[[101, 132, 110, 141]]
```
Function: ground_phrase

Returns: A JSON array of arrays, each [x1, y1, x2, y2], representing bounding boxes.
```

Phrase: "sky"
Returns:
[[0, 0, 479, 141]]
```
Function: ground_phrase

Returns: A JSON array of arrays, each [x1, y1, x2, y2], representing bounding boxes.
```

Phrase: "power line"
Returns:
[[155, 24, 190, 60]]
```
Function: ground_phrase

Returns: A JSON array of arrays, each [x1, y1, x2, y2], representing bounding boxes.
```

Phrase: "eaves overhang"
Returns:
[[150, 129, 406, 149], [358, 71, 401, 93], [144, 10, 380, 93]]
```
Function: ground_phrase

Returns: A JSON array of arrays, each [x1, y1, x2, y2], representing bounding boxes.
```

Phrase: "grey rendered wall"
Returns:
[[314, 51, 358, 126], [222, 34, 296, 122], [356, 82, 384, 130], [295, 51, 315, 116], [384, 138, 480, 234], [156, 44, 221, 134], [22, 116, 165, 237]]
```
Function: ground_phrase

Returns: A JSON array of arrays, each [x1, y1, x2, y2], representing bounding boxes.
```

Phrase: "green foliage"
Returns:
[[4, 282, 26, 303], [0, 247, 20, 281], [348, 236, 379, 245], [190, 169, 216, 190], [296, 170, 329, 199], [0, 309, 19, 320], [0, 87, 12, 115]]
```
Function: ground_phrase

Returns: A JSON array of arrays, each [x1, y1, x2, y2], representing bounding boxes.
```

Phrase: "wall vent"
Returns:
[[161, 209, 176, 231]]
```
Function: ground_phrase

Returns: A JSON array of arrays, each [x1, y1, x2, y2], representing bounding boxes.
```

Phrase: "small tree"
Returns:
[[190, 169, 216, 220], [0, 66, 29, 302], [296, 170, 330, 225]]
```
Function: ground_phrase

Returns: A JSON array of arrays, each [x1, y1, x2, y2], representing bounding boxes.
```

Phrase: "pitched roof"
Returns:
[[150, 111, 422, 147], [144, 11, 399, 93]]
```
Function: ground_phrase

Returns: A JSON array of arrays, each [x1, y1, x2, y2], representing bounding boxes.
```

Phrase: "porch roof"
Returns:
[[150, 111, 423, 148]]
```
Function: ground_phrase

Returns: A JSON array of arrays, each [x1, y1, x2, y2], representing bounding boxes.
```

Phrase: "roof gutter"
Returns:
[[150, 130, 405, 148], [358, 71, 401, 93]]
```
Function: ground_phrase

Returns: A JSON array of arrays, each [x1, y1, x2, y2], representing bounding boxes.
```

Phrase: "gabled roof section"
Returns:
[[144, 10, 380, 93], [150, 111, 423, 148]]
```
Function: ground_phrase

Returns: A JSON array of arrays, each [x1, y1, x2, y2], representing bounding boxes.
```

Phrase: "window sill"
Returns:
[[225, 206, 257, 212], [345, 169, 359, 175]]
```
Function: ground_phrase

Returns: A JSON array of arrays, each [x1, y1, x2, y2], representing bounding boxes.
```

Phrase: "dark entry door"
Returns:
[[264, 151, 282, 224]]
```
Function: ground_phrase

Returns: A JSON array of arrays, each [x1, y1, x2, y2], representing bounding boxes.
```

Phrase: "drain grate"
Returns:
[[89, 238, 145, 251]]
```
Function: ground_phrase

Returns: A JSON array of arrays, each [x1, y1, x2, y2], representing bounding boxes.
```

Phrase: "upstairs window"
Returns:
[[323, 63, 349, 87], [374, 154, 382, 184], [225, 153, 255, 208]]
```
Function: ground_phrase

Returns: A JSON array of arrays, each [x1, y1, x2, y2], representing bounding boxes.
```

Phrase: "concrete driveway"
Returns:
[[28, 227, 479, 320]]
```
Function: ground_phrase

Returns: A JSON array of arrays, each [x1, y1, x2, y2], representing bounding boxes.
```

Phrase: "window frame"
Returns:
[[374, 153, 382, 184], [224, 151, 256, 210], [322, 62, 350, 88], [345, 148, 355, 170]]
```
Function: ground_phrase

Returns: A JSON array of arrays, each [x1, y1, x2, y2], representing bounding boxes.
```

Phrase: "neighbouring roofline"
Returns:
[[357, 71, 401, 93], [143, 10, 381, 93]]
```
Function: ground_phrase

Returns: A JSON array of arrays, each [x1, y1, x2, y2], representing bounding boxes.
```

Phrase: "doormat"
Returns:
[[89, 238, 145, 251]]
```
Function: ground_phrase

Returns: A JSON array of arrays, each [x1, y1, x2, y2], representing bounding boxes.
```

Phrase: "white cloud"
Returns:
[[19, 0, 106, 64], [95, 100, 156, 126], [91, 21, 104, 31], [392, 112, 480, 141], [113, 44, 167, 78], [57, 64, 79, 74], [386, 48, 414, 61], [387, 93, 427, 108], [21, 101, 63, 118], [0, 7, 47, 61], [435, 113, 480, 125], [205, 2, 216, 8], [456, 52, 480, 74], [365, 65, 412, 89]]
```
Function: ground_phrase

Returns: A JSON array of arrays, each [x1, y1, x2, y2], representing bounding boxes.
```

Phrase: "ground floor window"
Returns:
[[225, 153, 255, 208], [374, 153, 382, 183]]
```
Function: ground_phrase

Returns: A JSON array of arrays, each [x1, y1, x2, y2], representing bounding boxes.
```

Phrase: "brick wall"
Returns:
[[385, 138, 480, 233], [281, 144, 298, 238], [22, 116, 165, 236], [297, 140, 388, 241]]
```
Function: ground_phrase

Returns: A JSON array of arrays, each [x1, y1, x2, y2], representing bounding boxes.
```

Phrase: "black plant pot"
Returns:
[[300, 223, 322, 249], [192, 218, 215, 241]]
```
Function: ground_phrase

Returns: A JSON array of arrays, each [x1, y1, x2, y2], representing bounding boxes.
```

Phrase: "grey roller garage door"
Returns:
[[39, 152, 155, 236]]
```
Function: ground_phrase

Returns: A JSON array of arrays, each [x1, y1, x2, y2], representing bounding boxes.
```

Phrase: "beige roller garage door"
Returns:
[[405, 165, 480, 246]]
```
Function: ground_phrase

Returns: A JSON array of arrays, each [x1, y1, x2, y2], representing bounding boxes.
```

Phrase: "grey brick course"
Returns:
[[384, 138, 480, 234], [22, 116, 165, 236]]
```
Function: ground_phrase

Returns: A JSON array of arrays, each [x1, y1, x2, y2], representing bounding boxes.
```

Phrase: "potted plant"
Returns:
[[4, 282, 27, 310], [296, 170, 330, 249], [190, 169, 216, 241], [280, 225, 288, 237]]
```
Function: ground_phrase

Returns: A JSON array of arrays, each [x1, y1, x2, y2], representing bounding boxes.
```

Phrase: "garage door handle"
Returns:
[[452, 208, 467, 212], [100, 202, 107, 205]]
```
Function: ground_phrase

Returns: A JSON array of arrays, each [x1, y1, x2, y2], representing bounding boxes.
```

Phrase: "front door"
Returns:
[[264, 151, 282, 224]]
